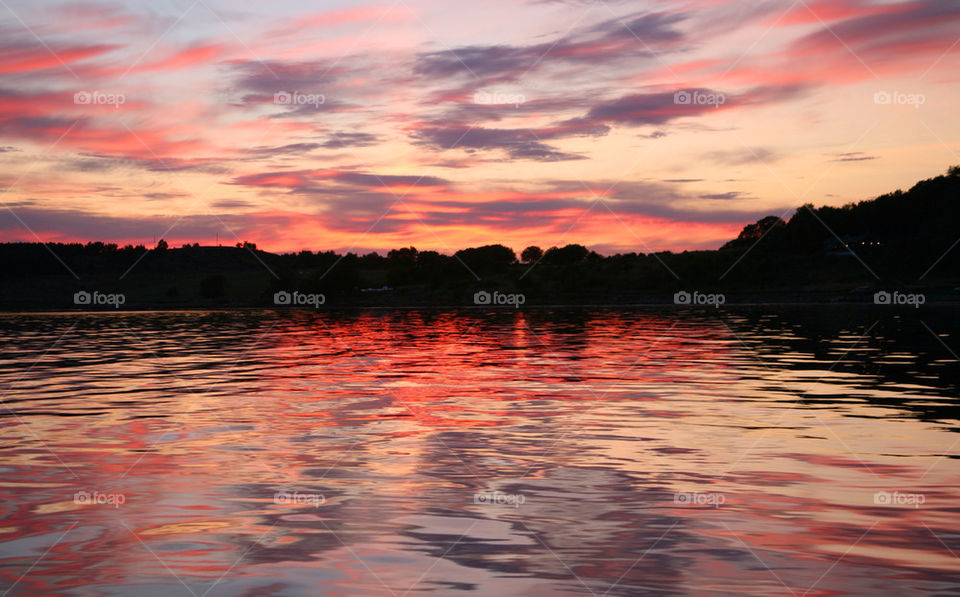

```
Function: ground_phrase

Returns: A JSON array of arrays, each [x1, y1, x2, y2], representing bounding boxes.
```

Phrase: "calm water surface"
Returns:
[[1, 308, 959, 596]]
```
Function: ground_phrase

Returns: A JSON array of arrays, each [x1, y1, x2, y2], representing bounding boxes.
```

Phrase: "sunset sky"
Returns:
[[1, 0, 959, 254]]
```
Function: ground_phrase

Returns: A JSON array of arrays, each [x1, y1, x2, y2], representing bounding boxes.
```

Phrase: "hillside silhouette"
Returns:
[[1, 166, 958, 309]]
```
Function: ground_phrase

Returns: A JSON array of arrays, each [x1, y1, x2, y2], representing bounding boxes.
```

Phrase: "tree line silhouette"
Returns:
[[1, 166, 958, 308]]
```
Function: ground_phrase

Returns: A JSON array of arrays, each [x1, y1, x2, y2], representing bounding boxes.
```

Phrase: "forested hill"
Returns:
[[714, 165, 960, 288], [725, 165, 960, 258]]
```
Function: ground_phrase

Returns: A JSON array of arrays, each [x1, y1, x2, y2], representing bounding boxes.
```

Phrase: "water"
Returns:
[[0, 307, 958, 596]]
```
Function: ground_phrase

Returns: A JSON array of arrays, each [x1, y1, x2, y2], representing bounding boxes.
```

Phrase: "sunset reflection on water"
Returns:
[[1, 308, 958, 595]]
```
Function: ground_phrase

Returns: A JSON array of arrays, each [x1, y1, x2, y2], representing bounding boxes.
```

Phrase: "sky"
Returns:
[[1, 0, 959, 255]]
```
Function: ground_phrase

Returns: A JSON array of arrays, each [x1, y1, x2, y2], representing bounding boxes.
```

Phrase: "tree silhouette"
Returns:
[[453, 244, 517, 274], [544, 244, 589, 265], [721, 216, 785, 250], [521, 246, 543, 263]]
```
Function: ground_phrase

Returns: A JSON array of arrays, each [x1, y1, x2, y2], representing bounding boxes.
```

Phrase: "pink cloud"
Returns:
[[0, 42, 120, 75], [133, 44, 226, 73], [47, 2, 138, 32], [777, 0, 897, 26], [269, 4, 407, 35]]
